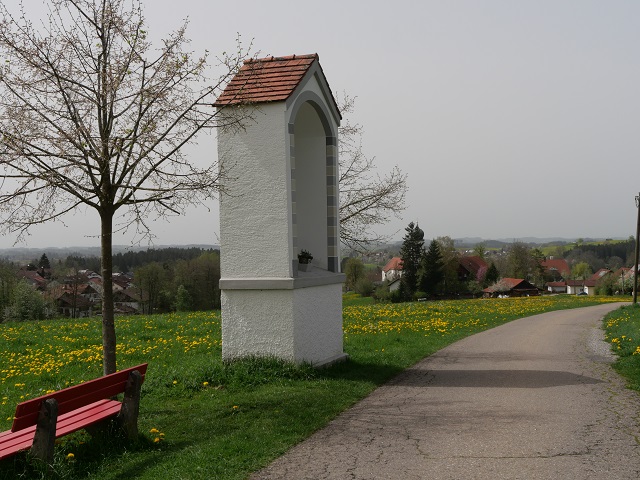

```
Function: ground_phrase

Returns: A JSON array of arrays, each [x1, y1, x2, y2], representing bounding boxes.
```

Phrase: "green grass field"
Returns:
[[0, 295, 631, 479], [603, 303, 640, 391]]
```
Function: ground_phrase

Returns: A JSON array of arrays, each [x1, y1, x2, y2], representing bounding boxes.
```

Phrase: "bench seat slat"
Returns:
[[1, 363, 147, 461], [0, 399, 123, 460], [56, 399, 122, 436], [0, 428, 36, 459], [11, 364, 147, 432]]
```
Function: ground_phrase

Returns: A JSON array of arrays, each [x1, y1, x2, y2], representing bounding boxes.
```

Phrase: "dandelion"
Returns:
[[150, 428, 159, 434], [203, 381, 209, 387], [66, 453, 75, 460]]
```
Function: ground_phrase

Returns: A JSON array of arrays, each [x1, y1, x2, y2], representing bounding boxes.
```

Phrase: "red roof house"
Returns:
[[483, 278, 539, 297], [589, 268, 612, 282], [546, 281, 567, 293], [541, 258, 570, 279], [382, 257, 403, 282], [458, 256, 488, 282]]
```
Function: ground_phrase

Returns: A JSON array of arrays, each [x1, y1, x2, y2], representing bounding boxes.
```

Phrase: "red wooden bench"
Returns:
[[0, 363, 147, 463]]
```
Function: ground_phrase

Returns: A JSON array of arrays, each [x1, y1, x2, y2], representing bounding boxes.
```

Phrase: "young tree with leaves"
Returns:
[[472, 242, 488, 260], [507, 242, 533, 280], [0, 260, 17, 317], [0, 0, 250, 374], [571, 261, 592, 280], [134, 262, 169, 314], [399, 222, 424, 299], [5, 280, 49, 322], [175, 284, 193, 312], [436, 236, 461, 294], [344, 257, 366, 292]]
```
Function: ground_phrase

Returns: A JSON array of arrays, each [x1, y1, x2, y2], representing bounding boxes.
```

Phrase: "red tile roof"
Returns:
[[541, 258, 571, 276], [215, 54, 324, 106], [500, 278, 527, 289], [613, 267, 632, 280], [483, 278, 536, 293], [589, 268, 611, 281], [383, 257, 403, 272], [459, 256, 488, 277]]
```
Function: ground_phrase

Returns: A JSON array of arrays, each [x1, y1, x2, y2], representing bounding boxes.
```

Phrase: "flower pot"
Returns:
[[299, 262, 311, 272]]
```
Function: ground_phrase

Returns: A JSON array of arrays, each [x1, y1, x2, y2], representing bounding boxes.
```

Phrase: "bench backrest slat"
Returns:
[[11, 363, 147, 432]]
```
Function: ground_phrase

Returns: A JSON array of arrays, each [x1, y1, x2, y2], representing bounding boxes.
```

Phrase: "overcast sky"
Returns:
[[1, 0, 639, 249]]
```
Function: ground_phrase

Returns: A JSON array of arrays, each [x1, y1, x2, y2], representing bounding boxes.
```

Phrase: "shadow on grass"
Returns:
[[93, 440, 192, 480], [0, 431, 192, 480], [318, 358, 407, 386]]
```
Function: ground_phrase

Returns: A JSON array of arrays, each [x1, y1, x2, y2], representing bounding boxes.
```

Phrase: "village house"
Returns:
[[546, 281, 567, 294], [483, 278, 539, 298], [382, 257, 403, 282], [547, 268, 612, 295], [52, 290, 94, 318], [16, 269, 47, 291], [113, 288, 146, 314], [457, 255, 488, 283], [541, 257, 571, 281]]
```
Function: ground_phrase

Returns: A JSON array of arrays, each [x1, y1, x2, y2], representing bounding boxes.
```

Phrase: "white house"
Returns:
[[382, 257, 403, 282]]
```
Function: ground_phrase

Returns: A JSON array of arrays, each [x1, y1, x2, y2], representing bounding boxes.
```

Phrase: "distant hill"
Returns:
[[453, 237, 627, 249], [0, 244, 219, 262]]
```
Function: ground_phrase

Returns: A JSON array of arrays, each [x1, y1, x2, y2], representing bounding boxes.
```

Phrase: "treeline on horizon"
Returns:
[[567, 239, 635, 264], [534, 238, 636, 274], [63, 247, 220, 273], [0, 247, 222, 320], [36, 238, 640, 276]]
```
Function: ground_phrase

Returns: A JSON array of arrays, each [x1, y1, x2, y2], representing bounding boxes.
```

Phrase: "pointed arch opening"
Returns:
[[289, 94, 339, 273]]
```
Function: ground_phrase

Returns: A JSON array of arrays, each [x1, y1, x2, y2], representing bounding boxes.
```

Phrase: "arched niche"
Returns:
[[288, 93, 339, 273]]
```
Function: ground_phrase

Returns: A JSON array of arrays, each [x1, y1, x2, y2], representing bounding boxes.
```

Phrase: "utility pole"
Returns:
[[634, 193, 640, 304]]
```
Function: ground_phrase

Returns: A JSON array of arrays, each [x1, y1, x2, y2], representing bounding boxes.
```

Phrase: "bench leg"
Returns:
[[117, 369, 142, 440], [30, 398, 58, 465]]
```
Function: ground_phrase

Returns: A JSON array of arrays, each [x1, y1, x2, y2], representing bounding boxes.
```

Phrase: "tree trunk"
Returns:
[[101, 211, 117, 375]]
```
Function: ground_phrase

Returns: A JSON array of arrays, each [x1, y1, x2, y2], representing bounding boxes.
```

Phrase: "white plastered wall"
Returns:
[[218, 65, 346, 366], [221, 281, 343, 365], [218, 103, 292, 278]]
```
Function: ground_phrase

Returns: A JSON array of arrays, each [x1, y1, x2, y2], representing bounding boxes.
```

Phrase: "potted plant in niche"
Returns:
[[298, 249, 313, 272]]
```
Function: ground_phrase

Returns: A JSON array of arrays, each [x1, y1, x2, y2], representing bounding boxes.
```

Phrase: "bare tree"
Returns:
[[0, 0, 250, 374], [338, 95, 407, 253]]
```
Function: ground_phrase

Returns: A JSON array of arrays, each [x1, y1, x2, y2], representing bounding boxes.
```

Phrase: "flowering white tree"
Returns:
[[0, 0, 251, 374]]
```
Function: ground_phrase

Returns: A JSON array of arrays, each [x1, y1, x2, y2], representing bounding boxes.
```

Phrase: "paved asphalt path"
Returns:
[[252, 303, 640, 479]]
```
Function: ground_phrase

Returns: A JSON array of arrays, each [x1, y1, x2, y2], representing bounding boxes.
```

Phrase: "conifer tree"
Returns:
[[39, 254, 51, 270], [399, 222, 424, 299], [485, 262, 500, 287], [419, 239, 444, 295]]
